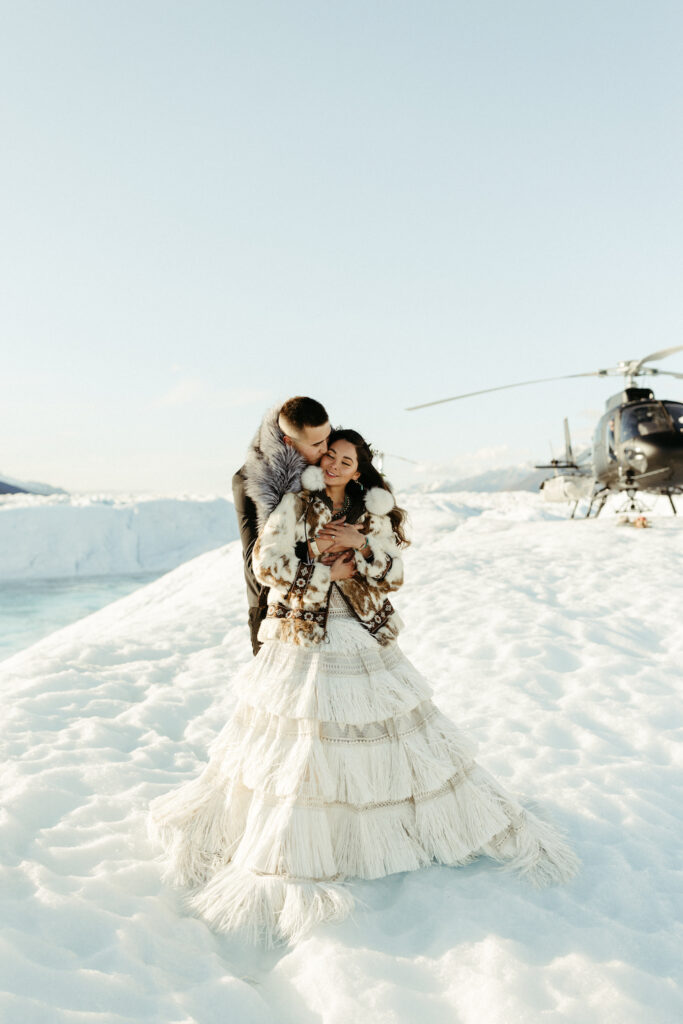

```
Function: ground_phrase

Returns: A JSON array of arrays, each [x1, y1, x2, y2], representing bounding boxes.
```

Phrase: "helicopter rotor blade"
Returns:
[[406, 372, 602, 411], [647, 370, 683, 380], [633, 345, 683, 373], [385, 453, 419, 464], [406, 346, 683, 412]]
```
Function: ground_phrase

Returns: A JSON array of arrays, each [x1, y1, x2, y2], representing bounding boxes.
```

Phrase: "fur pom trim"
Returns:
[[364, 486, 394, 515], [301, 465, 325, 491]]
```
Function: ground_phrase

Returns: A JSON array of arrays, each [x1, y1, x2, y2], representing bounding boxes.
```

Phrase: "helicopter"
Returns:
[[406, 345, 683, 518]]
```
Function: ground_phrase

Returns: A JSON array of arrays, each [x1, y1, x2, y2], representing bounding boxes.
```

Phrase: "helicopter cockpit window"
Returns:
[[607, 417, 616, 459], [620, 403, 674, 441], [663, 402, 683, 432]]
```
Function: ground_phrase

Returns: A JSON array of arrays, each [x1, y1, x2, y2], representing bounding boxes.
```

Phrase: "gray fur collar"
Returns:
[[243, 405, 309, 530]]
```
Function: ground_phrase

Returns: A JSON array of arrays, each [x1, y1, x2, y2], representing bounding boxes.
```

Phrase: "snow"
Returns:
[[1, 490, 682, 1023], [0, 492, 238, 579]]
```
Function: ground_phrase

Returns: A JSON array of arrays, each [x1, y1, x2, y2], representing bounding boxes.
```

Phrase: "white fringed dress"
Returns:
[[148, 585, 579, 947]]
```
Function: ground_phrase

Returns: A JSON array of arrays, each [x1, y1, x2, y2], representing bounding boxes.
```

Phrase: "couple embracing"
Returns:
[[149, 396, 578, 947], [232, 396, 406, 656]]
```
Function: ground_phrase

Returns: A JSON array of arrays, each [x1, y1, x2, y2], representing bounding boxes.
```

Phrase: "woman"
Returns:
[[149, 429, 578, 947]]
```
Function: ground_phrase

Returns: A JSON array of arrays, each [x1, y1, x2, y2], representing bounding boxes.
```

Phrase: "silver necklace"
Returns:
[[331, 494, 351, 520]]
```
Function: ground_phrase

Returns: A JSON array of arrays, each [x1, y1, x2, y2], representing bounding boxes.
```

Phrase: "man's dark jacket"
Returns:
[[232, 406, 308, 654], [232, 466, 267, 654]]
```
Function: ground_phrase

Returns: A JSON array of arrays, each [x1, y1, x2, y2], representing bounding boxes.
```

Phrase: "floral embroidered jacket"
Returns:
[[252, 466, 404, 647]]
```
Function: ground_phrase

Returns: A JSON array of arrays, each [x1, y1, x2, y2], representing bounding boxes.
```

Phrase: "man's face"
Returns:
[[282, 420, 331, 465]]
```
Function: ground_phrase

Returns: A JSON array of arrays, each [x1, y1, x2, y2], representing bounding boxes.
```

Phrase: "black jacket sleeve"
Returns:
[[232, 466, 264, 611], [233, 466, 269, 656]]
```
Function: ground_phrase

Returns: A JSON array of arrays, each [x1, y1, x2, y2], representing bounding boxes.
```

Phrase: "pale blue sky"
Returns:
[[2, 1, 682, 492]]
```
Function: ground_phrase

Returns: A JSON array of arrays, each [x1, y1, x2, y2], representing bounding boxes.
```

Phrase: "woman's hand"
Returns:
[[329, 551, 357, 581], [318, 519, 365, 553]]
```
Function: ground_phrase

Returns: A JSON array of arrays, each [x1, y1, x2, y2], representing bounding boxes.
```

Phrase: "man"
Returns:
[[232, 396, 331, 655]]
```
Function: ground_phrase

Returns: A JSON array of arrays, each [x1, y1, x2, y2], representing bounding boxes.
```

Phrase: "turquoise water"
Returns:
[[0, 572, 164, 662]]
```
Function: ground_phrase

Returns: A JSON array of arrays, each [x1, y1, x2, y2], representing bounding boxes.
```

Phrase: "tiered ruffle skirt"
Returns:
[[149, 594, 578, 946]]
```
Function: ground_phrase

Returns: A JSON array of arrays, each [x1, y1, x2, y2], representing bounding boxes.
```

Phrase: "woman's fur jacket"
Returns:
[[252, 466, 405, 647]]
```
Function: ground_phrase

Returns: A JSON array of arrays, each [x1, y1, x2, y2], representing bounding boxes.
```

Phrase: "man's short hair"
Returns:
[[279, 396, 329, 434]]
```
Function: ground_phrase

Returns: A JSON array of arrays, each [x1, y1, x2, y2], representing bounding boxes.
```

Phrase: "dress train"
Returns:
[[149, 589, 578, 946]]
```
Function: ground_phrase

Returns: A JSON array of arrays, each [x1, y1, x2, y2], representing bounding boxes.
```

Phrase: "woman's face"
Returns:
[[321, 439, 360, 487]]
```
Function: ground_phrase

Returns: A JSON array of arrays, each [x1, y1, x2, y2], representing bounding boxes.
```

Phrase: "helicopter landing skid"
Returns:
[[584, 489, 609, 518], [615, 489, 651, 515]]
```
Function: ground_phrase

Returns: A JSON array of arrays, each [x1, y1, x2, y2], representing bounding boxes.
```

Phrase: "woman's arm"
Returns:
[[318, 512, 402, 587], [253, 492, 332, 606], [351, 513, 404, 591]]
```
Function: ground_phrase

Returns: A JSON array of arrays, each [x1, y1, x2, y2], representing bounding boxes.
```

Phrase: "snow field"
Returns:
[[0, 491, 681, 1023]]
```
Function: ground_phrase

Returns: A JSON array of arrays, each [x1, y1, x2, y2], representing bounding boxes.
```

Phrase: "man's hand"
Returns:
[[329, 550, 357, 581], [319, 546, 353, 566]]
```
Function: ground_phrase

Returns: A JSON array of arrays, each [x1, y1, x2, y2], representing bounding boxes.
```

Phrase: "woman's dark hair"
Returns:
[[327, 428, 410, 547]]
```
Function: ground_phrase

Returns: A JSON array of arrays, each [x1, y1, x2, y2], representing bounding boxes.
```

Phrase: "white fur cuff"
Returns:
[[364, 486, 394, 515], [301, 465, 325, 491]]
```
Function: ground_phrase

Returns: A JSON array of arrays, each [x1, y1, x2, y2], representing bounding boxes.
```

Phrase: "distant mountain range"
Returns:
[[0, 465, 548, 498], [0, 472, 67, 496], [411, 464, 549, 493]]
